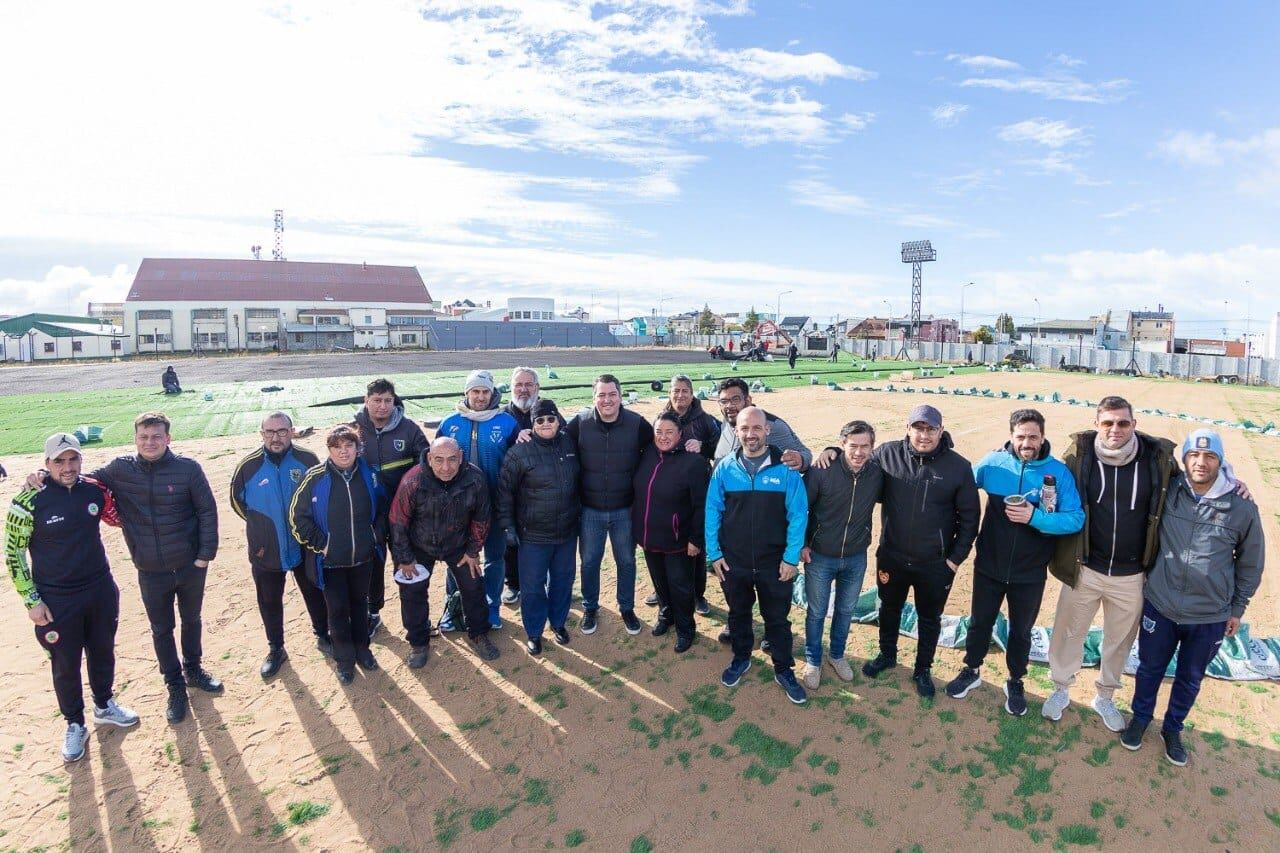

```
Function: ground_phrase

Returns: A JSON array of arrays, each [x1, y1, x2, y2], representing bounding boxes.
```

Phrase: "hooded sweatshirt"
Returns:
[[354, 403, 429, 498]]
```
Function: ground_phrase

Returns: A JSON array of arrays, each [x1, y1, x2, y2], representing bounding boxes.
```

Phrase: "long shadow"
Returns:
[[97, 731, 161, 852], [66, 753, 106, 852]]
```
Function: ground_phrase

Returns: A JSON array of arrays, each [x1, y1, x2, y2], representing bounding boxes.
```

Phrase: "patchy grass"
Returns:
[[808, 782, 835, 796], [1201, 730, 1228, 751], [728, 723, 808, 769], [1084, 742, 1116, 767], [685, 686, 735, 722], [1057, 824, 1101, 846], [286, 801, 330, 826], [565, 829, 586, 847], [631, 835, 654, 853]]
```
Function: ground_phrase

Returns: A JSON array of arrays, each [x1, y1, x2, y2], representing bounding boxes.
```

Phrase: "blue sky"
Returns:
[[1, 1, 1277, 342]]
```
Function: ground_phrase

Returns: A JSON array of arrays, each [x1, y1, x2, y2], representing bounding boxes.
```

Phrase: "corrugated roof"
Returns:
[[127, 259, 432, 304], [0, 313, 124, 338]]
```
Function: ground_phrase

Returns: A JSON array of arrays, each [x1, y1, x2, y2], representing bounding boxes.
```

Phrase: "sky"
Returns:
[[2, 0, 1278, 342]]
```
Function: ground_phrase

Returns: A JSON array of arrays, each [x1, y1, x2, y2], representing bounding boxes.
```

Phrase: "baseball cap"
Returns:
[[44, 432, 82, 460], [907, 404, 943, 428]]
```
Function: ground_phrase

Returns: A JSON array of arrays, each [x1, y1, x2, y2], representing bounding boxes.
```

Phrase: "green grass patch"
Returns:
[[937, 709, 958, 724], [524, 778, 556, 806], [824, 758, 840, 776], [1209, 785, 1228, 797], [565, 829, 586, 848], [533, 684, 567, 710], [1265, 809, 1280, 829], [728, 723, 808, 769], [457, 715, 493, 732], [1084, 741, 1115, 767], [806, 752, 828, 769], [631, 836, 654, 853], [685, 686, 735, 722], [286, 801, 330, 826], [1056, 824, 1100, 846], [1089, 801, 1106, 819], [808, 782, 835, 796], [845, 711, 869, 729], [1013, 761, 1053, 797], [743, 762, 778, 786], [1201, 730, 1228, 751]]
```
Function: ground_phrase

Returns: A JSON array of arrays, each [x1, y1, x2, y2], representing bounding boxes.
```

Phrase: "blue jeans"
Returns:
[[803, 551, 867, 666], [578, 507, 637, 613], [445, 528, 506, 626], [518, 539, 577, 639], [1130, 599, 1226, 733]]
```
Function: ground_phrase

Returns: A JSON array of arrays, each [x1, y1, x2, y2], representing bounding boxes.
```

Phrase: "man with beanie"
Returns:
[[436, 370, 519, 631], [945, 409, 1084, 715], [499, 367, 541, 603], [355, 378, 429, 638], [6, 433, 139, 762], [567, 374, 654, 635], [1121, 430, 1264, 765], [862, 404, 980, 698]]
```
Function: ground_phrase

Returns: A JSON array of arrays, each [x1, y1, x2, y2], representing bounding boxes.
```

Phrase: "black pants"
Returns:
[[253, 564, 329, 649], [694, 557, 706, 600], [788, 354, 797, 369], [720, 558, 795, 673], [504, 545, 520, 592], [137, 563, 208, 685], [875, 555, 954, 674], [962, 574, 1045, 682], [323, 560, 375, 668], [367, 532, 391, 614], [35, 579, 119, 725], [399, 554, 490, 646], [644, 550, 696, 637]]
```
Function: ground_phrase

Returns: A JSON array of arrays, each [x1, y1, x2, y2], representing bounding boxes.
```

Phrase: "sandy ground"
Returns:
[[0, 370, 1277, 852]]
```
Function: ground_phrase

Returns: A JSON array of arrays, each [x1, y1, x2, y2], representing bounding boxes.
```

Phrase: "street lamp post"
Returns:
[[960, 281, 974, 349], [776, 290, 792, 326], [1033, 297, 1041, 362]]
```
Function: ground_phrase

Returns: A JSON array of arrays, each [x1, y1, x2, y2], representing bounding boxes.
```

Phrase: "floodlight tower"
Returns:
[[900, 239, 936, 358], [273, 209, 286, 261]]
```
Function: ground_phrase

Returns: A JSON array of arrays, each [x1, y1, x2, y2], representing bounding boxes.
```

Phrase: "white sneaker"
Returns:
[[62, 723, 88, 762], [1091, 695, 1126, 733], [93, 699, 140, 728], [801, 663, 821, 691], [500, 588, 520, 605], [1041, 688, 1070, 721]]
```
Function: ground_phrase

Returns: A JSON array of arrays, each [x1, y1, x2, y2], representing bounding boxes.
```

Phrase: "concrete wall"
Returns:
[[421, 320, 619, 349], [2, 330, 129, 362]]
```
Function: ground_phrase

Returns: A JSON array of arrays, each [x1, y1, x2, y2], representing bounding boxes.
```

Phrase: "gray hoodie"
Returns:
[[1144, 473, 1265, 624]]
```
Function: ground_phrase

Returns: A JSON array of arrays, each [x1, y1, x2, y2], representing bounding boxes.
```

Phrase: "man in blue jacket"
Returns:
[[706, 406, 810, 705], [945, 409, 1084, 715], [435, 370, 519, 631], [230, 412, 329, 680]]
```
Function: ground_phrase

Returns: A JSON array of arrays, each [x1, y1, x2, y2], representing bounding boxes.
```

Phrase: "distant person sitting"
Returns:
[[162, 366, 181, 394]]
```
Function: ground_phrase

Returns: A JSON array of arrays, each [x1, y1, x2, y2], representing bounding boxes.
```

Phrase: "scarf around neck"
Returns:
[[1094, 432, 1139, 467]]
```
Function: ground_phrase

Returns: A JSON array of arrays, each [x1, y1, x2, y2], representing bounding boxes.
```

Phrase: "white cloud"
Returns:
[[956, 54, 1129, 103], [1158, 131, 1226, 166], [1158, 128, 1280, 195], [930, 102, 969, 127], [0, 265, 134, 317], [946, 53, 1022, 72], [935, 167, 1002, 196], [1047, 52, 1085, 68], [837, 112, 876, 133], [998, 118, 1088, 148], [787, 178, 956, 229]]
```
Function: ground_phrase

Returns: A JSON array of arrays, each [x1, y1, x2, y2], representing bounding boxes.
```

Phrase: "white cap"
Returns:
[[44, 432, 82, 460]]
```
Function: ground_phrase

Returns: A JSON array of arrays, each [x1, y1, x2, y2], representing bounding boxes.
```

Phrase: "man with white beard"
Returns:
[[500, 367, 541, 603]]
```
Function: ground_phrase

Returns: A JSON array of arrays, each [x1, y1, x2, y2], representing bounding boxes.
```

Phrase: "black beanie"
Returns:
[[532, 399, 562, 422]]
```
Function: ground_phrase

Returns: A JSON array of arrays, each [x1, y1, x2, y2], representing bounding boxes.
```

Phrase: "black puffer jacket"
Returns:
[[566, 408, 653, 511], [663, 399, 721, 461], [90, 450, 218, 572], [631, 445, 710, 553], [804, 456, 884, 559], [873, 433, 980, 569], [496, 431, 580, 544], [388, 462, 491, 564]]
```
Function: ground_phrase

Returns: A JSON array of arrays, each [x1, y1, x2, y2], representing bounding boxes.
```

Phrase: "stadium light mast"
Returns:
[[273, 209, 286, 261], [901, 240, 936, 358]]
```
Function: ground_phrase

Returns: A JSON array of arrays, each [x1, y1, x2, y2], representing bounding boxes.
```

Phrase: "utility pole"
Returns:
[[960, 281, 973, 349]]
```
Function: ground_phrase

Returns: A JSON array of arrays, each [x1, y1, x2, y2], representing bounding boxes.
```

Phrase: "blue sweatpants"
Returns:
[[1129, 599, 1226, 733]]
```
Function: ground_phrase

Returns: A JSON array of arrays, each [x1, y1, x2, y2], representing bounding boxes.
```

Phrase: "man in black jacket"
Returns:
[[354, 378, 429, 637], [800, 420, 883, 690], [862, 404, 980, 698], [389, 437, 499, 667], [567, 374, 654, 635], [498, 367, 541, 603]]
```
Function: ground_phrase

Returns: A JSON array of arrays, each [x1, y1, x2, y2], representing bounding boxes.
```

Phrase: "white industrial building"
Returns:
[[123, 259, 438, 352], [458, 297, 575, 322], [1, 313, 130, 362]]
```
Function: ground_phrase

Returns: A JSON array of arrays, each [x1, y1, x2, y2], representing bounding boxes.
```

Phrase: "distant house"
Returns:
[[1126, 307, 1175, 353], [1, 313, 129, 361]]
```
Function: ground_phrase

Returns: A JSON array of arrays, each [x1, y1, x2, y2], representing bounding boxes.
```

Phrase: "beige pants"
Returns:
[[1048, 567, 1145, 699]]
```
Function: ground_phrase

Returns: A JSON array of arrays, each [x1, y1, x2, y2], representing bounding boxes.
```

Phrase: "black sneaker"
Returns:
[[165, 684, 189, 724], [775, 671, 808, 705], [652, 619, 671, 637], [695, 597, 711, 616], [721, 657, 751, 688], [407, 646, 430, 669], [945, 667, 981, 699], [367, 611, 383, 641], [621, 610, 643, 635], [355, 649, 379, 672], [674, 633, 694, 654], [1121, 717, 1148, 751], [1162, 730, 1187, 766], [526, 637, 543, 656], [184, 666, 224, 694], [336, 668, 355, 686], [552, 626, 570, 646], [861, 654, 896, 679], [717, 627, 731, 644], [474, 635, 501, 661], [580, 610, 598, 635], [315, 635, 334, 658], [912, 670, 936, 699], [1003, 679, 1027, 716], [259, 647, 288, 680]]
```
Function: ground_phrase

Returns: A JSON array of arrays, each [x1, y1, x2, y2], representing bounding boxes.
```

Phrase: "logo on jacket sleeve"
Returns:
[[394, 439, 406, 452], [87, 503, 99, 516], [44, 630, 60, 644], [290, 468, 303, 484]]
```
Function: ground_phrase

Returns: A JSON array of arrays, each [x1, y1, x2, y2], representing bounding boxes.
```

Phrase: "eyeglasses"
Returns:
[[261, 428, 292, 438], [1098, 419, 1134, 429], [534, 416, 559, 425], [718, 395, 745, 406]]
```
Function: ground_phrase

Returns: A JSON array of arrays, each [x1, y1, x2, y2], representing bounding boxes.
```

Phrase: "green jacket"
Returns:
[[1049, 430, 1177, 589]]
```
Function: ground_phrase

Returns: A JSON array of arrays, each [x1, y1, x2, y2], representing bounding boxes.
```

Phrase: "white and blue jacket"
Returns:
[[705, 445, 808, 569], [437, 406, 520, 493], [230, 445, 319, 572]]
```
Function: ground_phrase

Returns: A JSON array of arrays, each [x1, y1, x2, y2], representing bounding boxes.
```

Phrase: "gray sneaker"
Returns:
[[63, 723, 88, 762], [92, 699, 140, 728], [500, 587, 520, 605], [643, 592, 660, 606], [827, 657, 855, 682], [1041, 688, 1070, 721], [801, 663, 821, 691], [1091, 695, 1126, 733]]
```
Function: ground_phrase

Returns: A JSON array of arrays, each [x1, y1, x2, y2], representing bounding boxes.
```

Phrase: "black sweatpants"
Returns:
[[963, 573, 1045, 682], [398, 553, 490, 647], [875, 555, 954, 674], [504, 545, 520, 593], [323, 560, 375, 668], [644, 550, 696, 638], [137, 563, 208, 685], [34, 579, 119, 725], [720, 559, 795, 673], [253, 564, 329, 649], [694, 557, 706, 601], [367, 531, 391, 614]]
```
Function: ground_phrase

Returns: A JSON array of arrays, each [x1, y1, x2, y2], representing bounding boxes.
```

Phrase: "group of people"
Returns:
[[5, 366, 1265, 771]]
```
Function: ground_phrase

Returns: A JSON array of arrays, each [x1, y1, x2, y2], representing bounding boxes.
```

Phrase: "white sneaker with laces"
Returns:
[[1091, 695, 1126, 732], [1041, 687, 1070, 721], [62, 723, 88, 762], [500, 588, 520, 605], [93, 699, 140, 728]]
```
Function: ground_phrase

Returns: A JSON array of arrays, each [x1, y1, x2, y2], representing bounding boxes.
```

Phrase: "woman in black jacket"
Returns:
[[496, 400, 581, 656], [632, 412, 710, 652]]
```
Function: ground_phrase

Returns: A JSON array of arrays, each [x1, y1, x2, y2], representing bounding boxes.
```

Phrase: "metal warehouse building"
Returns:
[[123, 258, 439, 353]]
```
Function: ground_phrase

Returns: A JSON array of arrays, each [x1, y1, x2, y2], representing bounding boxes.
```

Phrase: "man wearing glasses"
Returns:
[[230, 412, 330, 680]]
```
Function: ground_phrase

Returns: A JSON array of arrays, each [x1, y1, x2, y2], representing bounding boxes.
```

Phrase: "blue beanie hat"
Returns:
[[1181, 429, 1225, 464]]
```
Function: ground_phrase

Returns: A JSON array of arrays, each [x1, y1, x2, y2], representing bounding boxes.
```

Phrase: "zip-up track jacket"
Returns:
[[705, 445, 808, 569], [230, 445, 319, 572], [6, 477, 120, 608], [289, 458, 386, 589]]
